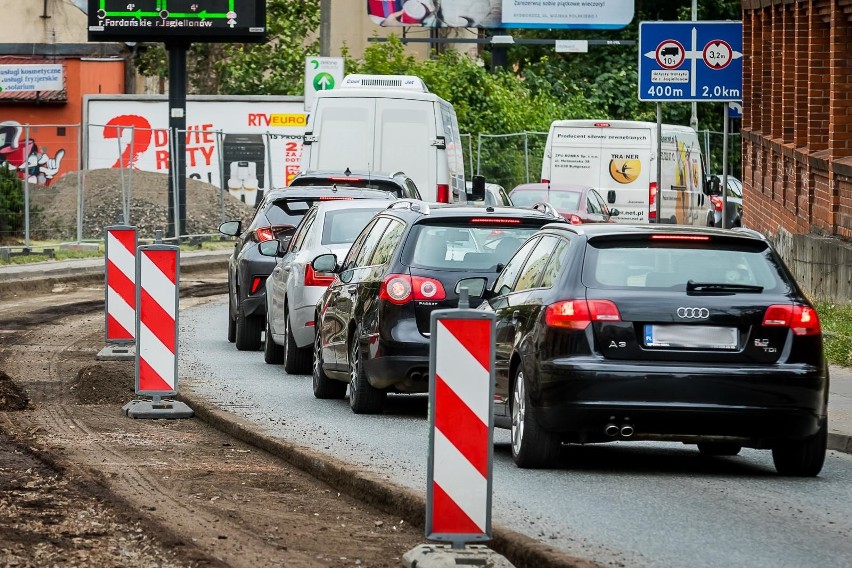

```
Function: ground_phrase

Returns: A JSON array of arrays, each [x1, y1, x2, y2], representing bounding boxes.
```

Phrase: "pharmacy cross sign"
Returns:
[[638, 21, 743, 102]]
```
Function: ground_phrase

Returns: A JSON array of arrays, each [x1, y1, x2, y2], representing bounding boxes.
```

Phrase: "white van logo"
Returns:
[[609, 156, 641, 184]]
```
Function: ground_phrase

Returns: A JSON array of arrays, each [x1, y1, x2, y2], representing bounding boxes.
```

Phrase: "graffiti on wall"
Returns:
[[0, 121, 66, 185]]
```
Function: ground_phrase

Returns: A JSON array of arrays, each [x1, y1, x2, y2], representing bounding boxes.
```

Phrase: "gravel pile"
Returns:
[[29, 169, 255, 241]]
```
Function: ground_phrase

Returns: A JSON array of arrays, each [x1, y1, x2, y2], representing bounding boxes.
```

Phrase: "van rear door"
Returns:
[[373, 98, 438, 201], [314, 98, 375, 172]]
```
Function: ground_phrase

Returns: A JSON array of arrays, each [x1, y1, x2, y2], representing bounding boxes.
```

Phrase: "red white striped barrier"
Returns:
[[104, 225, 137, 343], [135, 245, 180, 396], [427, 309, 495, 545]]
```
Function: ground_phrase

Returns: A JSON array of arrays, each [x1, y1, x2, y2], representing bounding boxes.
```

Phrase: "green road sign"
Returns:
[[313, 73, 335, 91]]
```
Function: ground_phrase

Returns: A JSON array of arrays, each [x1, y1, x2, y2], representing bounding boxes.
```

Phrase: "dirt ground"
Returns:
[[0, 273, 426, 568]]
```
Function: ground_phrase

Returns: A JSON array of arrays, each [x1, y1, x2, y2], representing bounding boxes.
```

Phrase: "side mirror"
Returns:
[[704, 175, 721, 196], [257, 240, 282, 257], [607, 190, 616, 204], [469, 175, 486, 201], [610, 208, 620, 217], [219, 220, 241, 237], [311, 253, 339, 274]]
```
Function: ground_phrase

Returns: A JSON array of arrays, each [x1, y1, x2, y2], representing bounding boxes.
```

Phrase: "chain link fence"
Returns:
[[0, 122, 742, 247]]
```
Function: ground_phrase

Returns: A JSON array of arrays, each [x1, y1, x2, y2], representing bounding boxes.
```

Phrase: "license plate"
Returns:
[[643, 325, 738, 350]]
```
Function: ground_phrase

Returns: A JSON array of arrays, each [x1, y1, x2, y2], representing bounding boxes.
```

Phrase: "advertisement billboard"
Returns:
[[84, 95, 307, 206], [367, 0, 634, 29]]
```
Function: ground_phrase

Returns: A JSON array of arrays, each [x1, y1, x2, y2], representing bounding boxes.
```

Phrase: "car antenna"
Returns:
[[344, 167, 351, 176]]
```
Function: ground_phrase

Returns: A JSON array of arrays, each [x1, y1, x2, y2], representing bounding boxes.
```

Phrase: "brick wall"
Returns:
[[742, 0, 852, 242]]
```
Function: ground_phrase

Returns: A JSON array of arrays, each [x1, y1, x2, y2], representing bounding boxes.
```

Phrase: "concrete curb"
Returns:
[[828, 433, 852, 454], [178, 389, 603, 568]]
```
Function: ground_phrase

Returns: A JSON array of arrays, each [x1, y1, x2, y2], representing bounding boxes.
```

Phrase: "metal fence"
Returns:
[[0, 122, 742, 246]]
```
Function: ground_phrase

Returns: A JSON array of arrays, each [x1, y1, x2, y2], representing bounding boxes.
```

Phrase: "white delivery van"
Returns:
[[540, 120, 707, 224], [300, 74, 466, 203]]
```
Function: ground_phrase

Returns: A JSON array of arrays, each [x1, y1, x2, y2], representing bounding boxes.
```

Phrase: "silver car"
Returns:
[[258, 199, 390, 373]]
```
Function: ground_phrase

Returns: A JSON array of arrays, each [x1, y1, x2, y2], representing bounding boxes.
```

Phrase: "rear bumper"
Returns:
[[532, 359, 828, 445]]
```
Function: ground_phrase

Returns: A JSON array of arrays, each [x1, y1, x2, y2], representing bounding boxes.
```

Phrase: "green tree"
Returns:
[[0, 166, 24, 241]]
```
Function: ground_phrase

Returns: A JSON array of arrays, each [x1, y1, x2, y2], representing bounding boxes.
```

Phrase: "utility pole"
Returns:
[[690, 0, 699, 130], [320, 0, 332, 56]]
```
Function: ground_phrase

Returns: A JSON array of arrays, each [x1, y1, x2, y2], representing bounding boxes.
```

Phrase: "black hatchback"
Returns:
[[479, 224, 829, 476], [310, 201, 564, 414], [219, 186, 395, 351]]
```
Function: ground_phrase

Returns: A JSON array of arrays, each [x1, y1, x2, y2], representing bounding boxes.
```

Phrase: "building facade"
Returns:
[[742, 0, 852, 300]]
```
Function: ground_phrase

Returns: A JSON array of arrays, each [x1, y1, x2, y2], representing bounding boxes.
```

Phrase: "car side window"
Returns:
[[499, 187, 512, 206], [586, 193, 602, 214], [515, 236, 559, 291], [493, 238, 539, 296], [342, 219, 378, 272], [538, 239, 569, 288], [290, 209, 316, 253], [354, 217, 391, 267], [369, 219, 405, 266], [590, 190, 610, 216]]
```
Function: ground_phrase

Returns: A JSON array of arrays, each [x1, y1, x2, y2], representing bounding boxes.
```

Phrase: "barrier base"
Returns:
[[402, 544, 515, 568], [122, 399, 194, 419], [97, 344, 136, 361]]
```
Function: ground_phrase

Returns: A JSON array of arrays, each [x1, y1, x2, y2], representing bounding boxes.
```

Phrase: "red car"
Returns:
[[509, 183, 619, 224]]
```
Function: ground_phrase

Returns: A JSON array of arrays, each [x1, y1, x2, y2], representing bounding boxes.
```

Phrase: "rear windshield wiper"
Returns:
[[686, 280, 764, 293]]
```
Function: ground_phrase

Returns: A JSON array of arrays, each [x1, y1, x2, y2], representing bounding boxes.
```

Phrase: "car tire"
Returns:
[[235, 301, 263, 351], [510, 368, 561, 468], [348, 330, 386, 414], [283, 311, 311, 375], [313, 326, 346, 399], [263, 316, 284, 364], [772, 419, 828, 477], [697, 442, 742, 456], [227, 295, 236, 343]]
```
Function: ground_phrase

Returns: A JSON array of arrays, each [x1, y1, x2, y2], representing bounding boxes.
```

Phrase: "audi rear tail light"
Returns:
[[379, 274, 446, 304], [304, 264, 335, 287], [437, 184, 450, 203], [763, 305, 821, 336], [648, 182, 657, 222], [250, 276, 265, 294], [545, 299, 621, 330]]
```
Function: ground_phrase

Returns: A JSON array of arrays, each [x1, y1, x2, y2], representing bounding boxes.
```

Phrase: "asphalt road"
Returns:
[[180, 297, 852, 568]]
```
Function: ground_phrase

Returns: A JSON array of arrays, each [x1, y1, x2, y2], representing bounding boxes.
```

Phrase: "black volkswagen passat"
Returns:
[[479, 223, 828, 476], [310, 201, 564, 414]]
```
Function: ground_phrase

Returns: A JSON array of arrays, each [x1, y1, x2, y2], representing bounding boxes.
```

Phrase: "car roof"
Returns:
[[293, 170, 407, 181], [382, 201, 563, 222], [539, 222, 767, 241], [511, 183, 592, 193], [312, 198, 396, 212], [265, 186, 396, 200]]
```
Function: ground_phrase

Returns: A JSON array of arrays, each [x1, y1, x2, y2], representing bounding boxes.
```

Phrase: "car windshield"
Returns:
[[321, 208, 382, 244], [405, 223, 539, 270], [511, 190, 581, 211], [582, 238, 790, 293]]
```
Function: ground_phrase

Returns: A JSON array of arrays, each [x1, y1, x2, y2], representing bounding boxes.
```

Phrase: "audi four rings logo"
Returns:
[[677, 307, 710, 319]]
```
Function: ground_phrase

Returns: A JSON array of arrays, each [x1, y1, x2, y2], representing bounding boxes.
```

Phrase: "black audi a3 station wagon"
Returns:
[[310, 200, 564, 414], [479, 223, 829, 475]]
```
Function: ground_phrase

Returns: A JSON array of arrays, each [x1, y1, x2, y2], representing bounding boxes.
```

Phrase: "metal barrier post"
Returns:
[[122, 243, 193, 419], [405, 289, 510, 566]]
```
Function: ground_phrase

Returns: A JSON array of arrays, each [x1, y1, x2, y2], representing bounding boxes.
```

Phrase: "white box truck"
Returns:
[[299, 74, 466, 203], [540, 119, 707, 224]]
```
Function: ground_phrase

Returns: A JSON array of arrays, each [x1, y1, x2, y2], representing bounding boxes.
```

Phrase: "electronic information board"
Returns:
[[88, 0, 266, 43]]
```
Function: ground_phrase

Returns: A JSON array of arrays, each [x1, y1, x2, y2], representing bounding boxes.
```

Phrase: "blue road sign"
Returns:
[[728, 101, 743, 119], [638, 21, 743, 102]]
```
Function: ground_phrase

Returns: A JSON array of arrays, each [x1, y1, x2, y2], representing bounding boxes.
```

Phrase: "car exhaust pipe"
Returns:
[[605, 423, 619, 437], [620, 424, 634, 438], [409, 372, 422, 383]]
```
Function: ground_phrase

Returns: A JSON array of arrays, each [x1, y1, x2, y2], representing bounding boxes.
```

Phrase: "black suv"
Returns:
[[289, 169, 422, 200], [310, 201, 564, 414], [479, 223, 828, 475], [219, 186, 395, 350]]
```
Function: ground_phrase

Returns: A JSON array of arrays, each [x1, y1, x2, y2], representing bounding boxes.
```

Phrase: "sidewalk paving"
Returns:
[[1, 251, 851, 455]]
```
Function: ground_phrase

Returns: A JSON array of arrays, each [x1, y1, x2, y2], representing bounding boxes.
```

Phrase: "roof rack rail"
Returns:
[[387, 199, 430, 214]]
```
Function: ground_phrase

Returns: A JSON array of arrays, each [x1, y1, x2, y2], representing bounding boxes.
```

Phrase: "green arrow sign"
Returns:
[[313, 72, 335, 91]]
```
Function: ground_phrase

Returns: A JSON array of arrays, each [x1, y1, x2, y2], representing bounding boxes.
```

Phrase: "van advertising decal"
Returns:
[[608, 155, 641, 184]]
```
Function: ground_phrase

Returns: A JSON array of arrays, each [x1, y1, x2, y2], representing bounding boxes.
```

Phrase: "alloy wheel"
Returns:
[[511, 372, 526, 456]]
